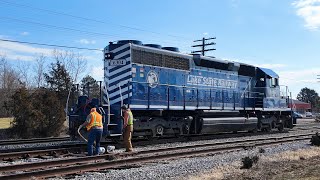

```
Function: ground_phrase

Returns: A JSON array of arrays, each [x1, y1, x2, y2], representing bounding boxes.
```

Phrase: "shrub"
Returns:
[[8, 87, 65, 138], [241, 155, 259, 169], [311, 132, 320, 146]]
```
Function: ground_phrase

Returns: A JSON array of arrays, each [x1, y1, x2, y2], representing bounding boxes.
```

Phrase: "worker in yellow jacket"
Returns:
[[121, 105, 133, 152], [80, 107, 103, 156]]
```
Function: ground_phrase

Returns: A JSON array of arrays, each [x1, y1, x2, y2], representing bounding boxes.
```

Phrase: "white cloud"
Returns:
[[0, 40, 52, 55], [0, 49, 39, 61], [253, 63, 287, 69], [278, 68, 320, 97], [222, 58, 287, 69], [292, 0, 320, 30], [20, 32, 29, 36], [7, 54, 35, 61], [203, 32, 209, 36], [78, 39, 96, 44], [90, 66, 104, 80]]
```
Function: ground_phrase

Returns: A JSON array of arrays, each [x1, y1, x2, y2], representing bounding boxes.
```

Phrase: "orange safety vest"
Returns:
[[86, 111, 103, 131]]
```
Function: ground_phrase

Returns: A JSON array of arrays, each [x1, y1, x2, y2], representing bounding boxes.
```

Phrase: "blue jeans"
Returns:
[[87, 128, 103, 156]]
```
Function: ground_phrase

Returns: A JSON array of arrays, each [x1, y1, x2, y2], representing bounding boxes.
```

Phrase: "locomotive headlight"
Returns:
[[105, 52, 114, 60]]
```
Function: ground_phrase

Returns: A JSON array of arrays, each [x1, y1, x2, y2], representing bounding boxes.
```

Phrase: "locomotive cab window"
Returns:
[[271, 78, 278, 87]]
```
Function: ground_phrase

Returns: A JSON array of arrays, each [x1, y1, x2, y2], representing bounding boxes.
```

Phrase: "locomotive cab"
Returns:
[[256, 67, 283, 109]]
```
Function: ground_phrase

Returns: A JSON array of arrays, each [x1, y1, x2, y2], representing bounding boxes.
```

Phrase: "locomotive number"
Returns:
[[109, 59, 126, 66]]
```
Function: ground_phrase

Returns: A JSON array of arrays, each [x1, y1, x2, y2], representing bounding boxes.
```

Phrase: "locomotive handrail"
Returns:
[[130, 81, 265, 110], [99, 107, 106, 123], [240, 77, 252, 99], [118, 84, 123, 117], [104, 84, 111, 124], [129, 81, 293, 110]]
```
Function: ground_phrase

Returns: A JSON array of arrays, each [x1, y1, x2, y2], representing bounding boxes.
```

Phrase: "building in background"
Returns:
[[289, 99, 311, 114]]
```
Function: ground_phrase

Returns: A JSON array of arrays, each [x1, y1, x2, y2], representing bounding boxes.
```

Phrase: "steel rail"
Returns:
[[1, 127, 319, 160], [0, 137, 71, 146], [0, 133, 314, 180], [0, 145, 86, 161]]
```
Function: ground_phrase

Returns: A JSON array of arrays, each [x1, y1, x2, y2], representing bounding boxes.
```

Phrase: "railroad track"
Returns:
[[1, 126, 320, 161], [0, 145, 87, 161], [0, 132, 315, 180], [0, 136, 71, 146]]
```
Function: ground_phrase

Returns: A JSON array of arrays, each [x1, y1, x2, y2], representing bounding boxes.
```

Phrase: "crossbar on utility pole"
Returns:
[[192, 37, 216, 56]]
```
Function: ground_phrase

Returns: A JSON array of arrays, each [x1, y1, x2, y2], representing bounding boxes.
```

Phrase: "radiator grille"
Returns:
[[132, 49, 190, 70]]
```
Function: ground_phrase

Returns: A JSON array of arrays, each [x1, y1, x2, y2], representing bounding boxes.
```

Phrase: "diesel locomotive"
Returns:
[[68, 40, 294, 139]]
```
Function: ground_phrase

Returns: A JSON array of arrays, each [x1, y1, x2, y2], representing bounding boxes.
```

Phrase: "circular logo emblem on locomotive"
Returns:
[[147, 70, 159, 88]]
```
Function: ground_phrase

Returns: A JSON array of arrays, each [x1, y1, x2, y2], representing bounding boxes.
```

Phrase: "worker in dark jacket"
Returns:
[[79, 108, 103, 156], [121, 105, 133, 152]]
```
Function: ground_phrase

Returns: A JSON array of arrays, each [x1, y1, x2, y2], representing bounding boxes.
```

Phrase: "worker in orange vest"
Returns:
[[80, 107, 103, 156], [121, 105, 133, 152]]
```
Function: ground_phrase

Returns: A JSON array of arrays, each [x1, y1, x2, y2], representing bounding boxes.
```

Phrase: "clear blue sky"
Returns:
[[0, 0, 320, 97]]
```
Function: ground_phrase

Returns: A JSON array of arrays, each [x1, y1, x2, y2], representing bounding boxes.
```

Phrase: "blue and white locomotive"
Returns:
[[69, 40, 294, 139]]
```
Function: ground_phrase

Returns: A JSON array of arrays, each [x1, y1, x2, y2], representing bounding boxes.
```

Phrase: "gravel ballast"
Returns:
[[1, 127, 318, 179], [69, 141, 312, 180], [68, 129, 314, 180]]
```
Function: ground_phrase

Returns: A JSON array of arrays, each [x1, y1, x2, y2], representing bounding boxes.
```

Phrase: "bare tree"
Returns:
[[70, 53, 87, 83], [16, 61, 32, 88], [0, 54, 21, 117], [51, 49, 87, 83], [33, 54, 47, 88], [0, 54, 8, 89]]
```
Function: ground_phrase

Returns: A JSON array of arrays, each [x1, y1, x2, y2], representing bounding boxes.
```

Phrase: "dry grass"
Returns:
[[0, 117, 13, 129], [188, 147, 320, 180]]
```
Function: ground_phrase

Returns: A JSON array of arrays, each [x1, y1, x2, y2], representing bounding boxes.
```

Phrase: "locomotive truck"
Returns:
[[68, 40, 295, 139]]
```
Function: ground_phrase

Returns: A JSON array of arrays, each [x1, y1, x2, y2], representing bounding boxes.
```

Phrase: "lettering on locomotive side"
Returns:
[[187, 75, 238, 89]]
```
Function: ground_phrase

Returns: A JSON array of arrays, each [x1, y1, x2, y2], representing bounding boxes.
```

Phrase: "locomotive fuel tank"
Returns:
[[201, 117, 258, 134]]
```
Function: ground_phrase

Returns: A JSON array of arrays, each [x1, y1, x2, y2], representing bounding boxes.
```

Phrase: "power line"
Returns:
[[0, 38, 103, 51], [0, 16, 123, 39], [0, 16, 193, 51], [0, 0, 192, 40]]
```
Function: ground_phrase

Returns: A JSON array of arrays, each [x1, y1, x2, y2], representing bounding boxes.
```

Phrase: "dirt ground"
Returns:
[[190, 147, 320, 180]]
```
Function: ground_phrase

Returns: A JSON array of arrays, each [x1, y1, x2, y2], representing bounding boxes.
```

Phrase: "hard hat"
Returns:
[[107, 145, 115, 153], [121, 105, 128, 110], [98, 147, 106, 154]]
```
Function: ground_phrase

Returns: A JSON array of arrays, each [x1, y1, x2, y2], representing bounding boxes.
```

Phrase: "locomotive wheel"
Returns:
[[277, 123, 284, 132], [182, 124, 190, 135], [265, 124, 272, 132], [257, 121, 263, 131], [155, 125, 164, 136]]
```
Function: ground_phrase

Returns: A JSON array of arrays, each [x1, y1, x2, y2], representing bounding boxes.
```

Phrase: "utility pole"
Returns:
[[192, 37, 216, 56]]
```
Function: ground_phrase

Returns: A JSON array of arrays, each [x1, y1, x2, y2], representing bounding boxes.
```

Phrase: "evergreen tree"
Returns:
[[8, 87, 65, 138], [297, 87, 320, 109], [9, 87, 37, 138], [80, 75, 100, 98], [44, 60, 72, 105]]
